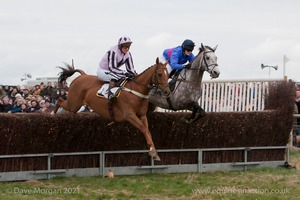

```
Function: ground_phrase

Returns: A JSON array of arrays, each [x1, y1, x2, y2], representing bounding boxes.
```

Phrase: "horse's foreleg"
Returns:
[[195, 107, 205, 121], [127, 114, 160, 161], [140, 115, 149, 129], [185, 102, 205, 123]]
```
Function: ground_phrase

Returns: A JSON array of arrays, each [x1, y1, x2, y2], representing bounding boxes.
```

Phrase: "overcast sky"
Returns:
[[1, 0, 299, 85]]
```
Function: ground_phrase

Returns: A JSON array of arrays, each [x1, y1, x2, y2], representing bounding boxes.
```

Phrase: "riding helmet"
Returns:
[[118, 36, 133, 46], [182, 39, 195, 51]]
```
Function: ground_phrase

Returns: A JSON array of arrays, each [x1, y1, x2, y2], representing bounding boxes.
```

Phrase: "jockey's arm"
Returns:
[[107, 51, 126, 76]]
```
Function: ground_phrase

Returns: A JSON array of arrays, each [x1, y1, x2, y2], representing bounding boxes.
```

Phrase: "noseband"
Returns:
[[202, 51, 218, 74]]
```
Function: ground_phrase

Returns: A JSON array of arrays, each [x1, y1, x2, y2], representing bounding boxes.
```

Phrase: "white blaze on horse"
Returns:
[[148, 43, 220, 123]]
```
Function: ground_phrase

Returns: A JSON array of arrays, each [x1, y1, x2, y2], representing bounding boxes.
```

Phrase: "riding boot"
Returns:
[[169, 79, 176, 91], [168, 70, 181, 92], [108, 80, 117, 101]]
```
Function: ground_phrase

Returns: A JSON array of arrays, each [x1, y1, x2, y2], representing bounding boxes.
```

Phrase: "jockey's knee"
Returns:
[[109, 79, 117, 87]]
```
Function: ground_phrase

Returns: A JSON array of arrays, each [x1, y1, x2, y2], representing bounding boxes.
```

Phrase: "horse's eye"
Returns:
[[157, 73, 162, 77], [206, 57, 210, 60]]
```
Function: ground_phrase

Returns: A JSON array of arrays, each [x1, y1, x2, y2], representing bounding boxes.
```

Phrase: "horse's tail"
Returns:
[[57, 63, 87, 86]]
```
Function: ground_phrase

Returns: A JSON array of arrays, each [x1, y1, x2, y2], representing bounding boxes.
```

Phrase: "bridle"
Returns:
[[122, 64, 169, 99], [173, 48, 218, 89], [128, 64, 168, 88], [190, 48, 218, 73], [151, 64, 169, 89]]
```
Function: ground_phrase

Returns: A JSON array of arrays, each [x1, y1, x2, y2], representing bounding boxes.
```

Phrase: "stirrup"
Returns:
[[108, 91, 116, 101], [109, 94, 116, 101]]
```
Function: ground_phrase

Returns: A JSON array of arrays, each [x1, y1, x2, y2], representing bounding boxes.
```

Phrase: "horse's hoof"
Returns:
[[153, 155, 161, 161], [180, 117, 188, 123], [149, 148, 161, 161], [148, 147, 160, 160], [183, 118, 194, 124]]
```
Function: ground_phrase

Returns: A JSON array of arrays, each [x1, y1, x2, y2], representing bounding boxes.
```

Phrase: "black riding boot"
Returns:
[[169, 79, 176, 91], [168, 70, 181, 91]]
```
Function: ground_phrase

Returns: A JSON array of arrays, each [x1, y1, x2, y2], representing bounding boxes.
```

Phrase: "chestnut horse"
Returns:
[[53, 58, 170, 161]]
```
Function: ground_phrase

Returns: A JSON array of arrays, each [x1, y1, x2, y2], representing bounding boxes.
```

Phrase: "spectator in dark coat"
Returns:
[[27, 100, 40, 112], [1, 96, 13, 112], [9, 97, 24, 113]]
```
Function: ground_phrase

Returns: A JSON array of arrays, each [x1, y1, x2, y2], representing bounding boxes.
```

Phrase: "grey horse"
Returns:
[[148, 43, 220, 123]]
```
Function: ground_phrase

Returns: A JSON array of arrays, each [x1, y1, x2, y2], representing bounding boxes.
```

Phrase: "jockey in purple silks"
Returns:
[[97, 36, 137, 100]]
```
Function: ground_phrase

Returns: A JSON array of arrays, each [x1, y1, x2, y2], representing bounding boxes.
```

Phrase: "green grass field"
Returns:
[[1, 150, 300, 200]]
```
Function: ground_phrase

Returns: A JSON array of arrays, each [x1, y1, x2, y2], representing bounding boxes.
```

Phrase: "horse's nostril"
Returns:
[[211, 71, 220, 78], [213, 71, 219, 76]]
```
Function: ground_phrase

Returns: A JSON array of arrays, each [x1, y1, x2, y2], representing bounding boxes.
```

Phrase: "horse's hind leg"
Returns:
[[53, 97, 69, 114]]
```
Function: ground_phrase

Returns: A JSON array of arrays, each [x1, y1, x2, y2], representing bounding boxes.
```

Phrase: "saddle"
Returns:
[[96, 79, 127, 99]]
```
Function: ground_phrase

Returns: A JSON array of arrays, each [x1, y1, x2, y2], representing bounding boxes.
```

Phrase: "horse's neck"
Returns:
[[131, 66, 154, 93], [184, 69, 204, 84], [185, 54, 204, 82]]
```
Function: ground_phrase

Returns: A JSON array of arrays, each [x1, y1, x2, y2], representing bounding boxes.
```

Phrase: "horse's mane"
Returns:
[[196, 45, 213, 56], [136, 65, 155, 77], [191, 45, 213, 65]]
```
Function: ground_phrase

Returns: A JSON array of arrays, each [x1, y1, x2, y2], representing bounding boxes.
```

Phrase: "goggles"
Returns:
[[121, 44, 131, 49], [184, 47, 194, 52]]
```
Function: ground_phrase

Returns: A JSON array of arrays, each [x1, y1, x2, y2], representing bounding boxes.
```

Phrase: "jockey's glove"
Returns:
[[184, 63, 192, 69], [125, 72, 135, 79]]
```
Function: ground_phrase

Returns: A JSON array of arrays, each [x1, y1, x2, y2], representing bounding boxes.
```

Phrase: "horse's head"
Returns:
[[196, 43, 220, 79], [151, 57, 171, 97]]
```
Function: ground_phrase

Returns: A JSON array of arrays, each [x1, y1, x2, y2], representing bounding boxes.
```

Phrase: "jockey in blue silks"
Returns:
[[152, 39, 195, 93], [162, 39, 196, 75]]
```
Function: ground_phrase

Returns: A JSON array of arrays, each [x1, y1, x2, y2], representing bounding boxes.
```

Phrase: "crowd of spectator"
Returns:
[[0, 81, 68, 114], [294, 83, 300, 147]]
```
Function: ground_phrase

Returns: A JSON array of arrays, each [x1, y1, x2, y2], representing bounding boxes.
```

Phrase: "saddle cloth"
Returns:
[[96, 80, 127, 99]]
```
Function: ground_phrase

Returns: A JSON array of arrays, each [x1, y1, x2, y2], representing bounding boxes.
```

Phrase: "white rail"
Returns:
[[157, 78, 283, 112]]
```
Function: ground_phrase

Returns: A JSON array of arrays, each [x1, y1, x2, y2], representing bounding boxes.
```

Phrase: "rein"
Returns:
[[190, 50, 218, 71], [122, 65, 168, 99], [175, 49, 218, 87], [176, 71, 202, 87]]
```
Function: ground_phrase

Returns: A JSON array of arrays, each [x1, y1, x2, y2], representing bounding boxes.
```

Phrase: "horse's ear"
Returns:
[[213, 44, 218, 52], [156, 57, 159, 65], [200, 43, 205, 51]]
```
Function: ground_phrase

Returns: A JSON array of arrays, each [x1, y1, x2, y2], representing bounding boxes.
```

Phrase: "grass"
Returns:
[[1, 151, 300, 200]]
